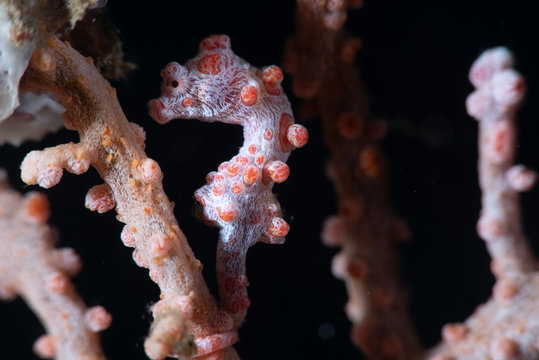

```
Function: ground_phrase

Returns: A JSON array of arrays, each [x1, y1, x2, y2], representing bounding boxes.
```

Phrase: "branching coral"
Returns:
[[0, 169, 110, 360], [19, 36, 231, 360], [285, 1, 422, 358], [425, 46, 539, 360]]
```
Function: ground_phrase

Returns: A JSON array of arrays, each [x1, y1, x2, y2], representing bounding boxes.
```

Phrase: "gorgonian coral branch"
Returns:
[[149, 35, 308, 328], [427, 47, 539, 360], [466, 47, 536, 279], [19, 37, 236, 360], [0, 169, 110, 360], [285, 2, 421, 358]]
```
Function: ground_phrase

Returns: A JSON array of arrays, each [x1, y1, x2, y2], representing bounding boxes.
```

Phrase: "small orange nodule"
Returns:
[[218, 161, 230, 172], [266, 161, 290, 183], [264, 129, 273, 140], [25, 193, 50, 223], [243, 165, 260, 184], [286, 124, 309, 148], [255, 154, 265, 165], [85, 184, 115, 214], [231, 181, 244, 194], [200, 35, 229, 51], [267, 217, 290, 237], [442, 323, 468, 343], [228, 163, 240, 177], [235, 155, 249, 166], [34, 335, 56, 359], [359, 146, 381, 178], [241, 85, 258, 106], [198, 54, 223, 75], [488, 121, 512, 164], [148, 233, 172, 259], [261, 66, 283, 85], [261, 66, 283, 95], [206, 172, 216, 183], [182, 97, 194, 107], [213, 173, 225, 183], [212, 182, 225, 196], [248, 144, 257, 154], [218, 206, 238, 222]]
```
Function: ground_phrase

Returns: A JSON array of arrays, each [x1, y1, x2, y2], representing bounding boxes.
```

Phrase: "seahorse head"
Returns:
[[149, 35, 248, 124]]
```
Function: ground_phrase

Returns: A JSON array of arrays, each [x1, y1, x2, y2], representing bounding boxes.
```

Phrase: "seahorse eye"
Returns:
[[171, 80, 179, 88]]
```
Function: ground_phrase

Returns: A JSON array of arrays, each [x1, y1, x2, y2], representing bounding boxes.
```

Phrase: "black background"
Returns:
[[1, 0, 539, 359]]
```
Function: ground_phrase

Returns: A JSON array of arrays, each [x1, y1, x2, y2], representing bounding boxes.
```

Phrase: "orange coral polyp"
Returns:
[[241, 85, 258, 106], [218, 206, 238, 222], [227, 163, 240, 177], [261, 66, 283, 85], [243, 165, 260, 184], [266, 161, 290, 183], [198, 54, 223, 75], [182, 97, 194, 107], [286, 124, 309, 148], [264, 129, 273, 140], [267, 217, 290, 237], [24, 192, 51, 224], [231, 181, 244, 194]]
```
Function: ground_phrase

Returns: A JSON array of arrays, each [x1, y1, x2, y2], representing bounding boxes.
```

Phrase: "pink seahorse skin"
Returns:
[[149, 35, 308, 328]]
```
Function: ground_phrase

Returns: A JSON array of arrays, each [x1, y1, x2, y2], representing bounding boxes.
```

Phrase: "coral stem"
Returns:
[[20, 37, 235, 359]]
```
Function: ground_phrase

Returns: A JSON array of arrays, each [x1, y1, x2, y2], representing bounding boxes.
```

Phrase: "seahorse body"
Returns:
[[149, 35, 308, 328]]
